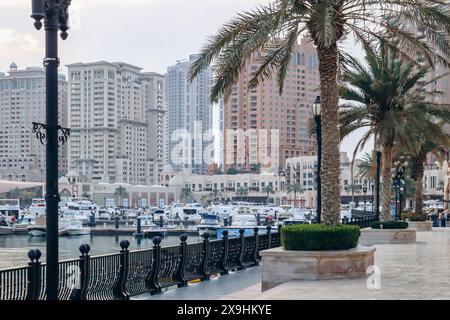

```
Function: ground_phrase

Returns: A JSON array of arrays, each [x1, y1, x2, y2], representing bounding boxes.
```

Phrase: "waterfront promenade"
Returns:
[[222, 228, 450, 300]]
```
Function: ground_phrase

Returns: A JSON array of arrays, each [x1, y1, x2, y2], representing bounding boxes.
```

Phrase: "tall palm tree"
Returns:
[[236, 187, 249, 201], [189, 0, 450, 224], [340, 43, 450, 220], [209, 188, 221, 201]]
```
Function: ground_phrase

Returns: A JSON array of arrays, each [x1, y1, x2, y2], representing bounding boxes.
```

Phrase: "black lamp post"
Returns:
[[362, 185, 368, 214], [393, 166, 405, 220], [31, 0, 71, 301], [313, 96, 321, 223]]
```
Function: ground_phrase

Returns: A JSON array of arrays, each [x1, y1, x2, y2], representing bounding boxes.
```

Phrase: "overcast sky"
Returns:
[[0, 0, 370, 158]]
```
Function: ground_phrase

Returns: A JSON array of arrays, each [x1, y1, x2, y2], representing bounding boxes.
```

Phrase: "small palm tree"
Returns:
[[180, 188, 193, 203], [209, 188, 221, 201], [114, 186, 127, 207], [287, 183, 303, 206], [403, 122, 450, 216], [236, 187, 249, 201], [190, 0, 450, 225], [263, 185, 275, 204]]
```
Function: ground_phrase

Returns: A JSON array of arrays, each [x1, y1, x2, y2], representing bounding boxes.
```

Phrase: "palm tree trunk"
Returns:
[[381, 143, 394, 220], [317, 44, 341, 224], [413, 157, 426, 216]]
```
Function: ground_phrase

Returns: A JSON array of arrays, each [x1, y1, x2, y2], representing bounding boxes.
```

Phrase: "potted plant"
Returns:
[[260, 224, 375, 291], [402, 211, 432, 231]]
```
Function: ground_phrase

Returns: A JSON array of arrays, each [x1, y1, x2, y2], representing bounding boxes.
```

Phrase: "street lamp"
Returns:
[[313, 96, 321, 223], [30, 0, 72, 301], [393, 166, 405, 220], [362, 185, 368, 214]]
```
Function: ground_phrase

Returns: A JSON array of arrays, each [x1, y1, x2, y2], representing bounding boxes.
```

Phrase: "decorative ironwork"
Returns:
[[31, 122, 71, 146], [226, 237, 243, 271], [205, 239, 226, 275], [183, 242, 205, 282], [243, 235, 257, 268], [0, 229, 281, 300]]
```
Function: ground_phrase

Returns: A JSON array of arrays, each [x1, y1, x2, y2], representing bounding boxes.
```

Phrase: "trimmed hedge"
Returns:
[[371, 221, 408, 229], [401, 211, 426, 222], [281, 224, 360, 251]]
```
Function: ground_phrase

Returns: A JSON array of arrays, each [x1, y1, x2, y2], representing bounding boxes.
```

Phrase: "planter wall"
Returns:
[[407, 221, 432, 232], [260, 246, 375, 291], [359, 228, 416, 246]]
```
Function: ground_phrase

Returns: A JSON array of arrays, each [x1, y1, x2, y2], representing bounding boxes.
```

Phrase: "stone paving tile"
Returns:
[[223, 228, 450, 300]]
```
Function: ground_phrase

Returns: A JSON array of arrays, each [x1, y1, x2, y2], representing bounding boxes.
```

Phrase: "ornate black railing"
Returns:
[[341, 215, 378, 228], [0, 226, 280, 300]]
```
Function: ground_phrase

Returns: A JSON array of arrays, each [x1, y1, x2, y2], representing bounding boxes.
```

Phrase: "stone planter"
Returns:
[[407, 221, 432, 232], [260, 246, 376, 291], [359, 228, 416, 246]]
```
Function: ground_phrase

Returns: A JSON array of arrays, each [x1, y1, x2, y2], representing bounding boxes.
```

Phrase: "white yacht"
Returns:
[[61, 198, 98, 224], [28, 198, 46, 216], [65, 219, 90, 236], [171, 203, 205, 223], [0, 218, 13, 235], [197, 213, 221, 237]]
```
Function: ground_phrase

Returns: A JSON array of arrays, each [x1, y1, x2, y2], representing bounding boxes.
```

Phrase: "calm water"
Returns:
[[0, 233, 201, 269]]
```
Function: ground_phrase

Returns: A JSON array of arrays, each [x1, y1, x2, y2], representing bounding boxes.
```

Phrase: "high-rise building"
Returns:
[[0, 63, 68, 182], [67, 61, 166, 185], [166, 54, 213, 175], [223, 37, 320, 173]]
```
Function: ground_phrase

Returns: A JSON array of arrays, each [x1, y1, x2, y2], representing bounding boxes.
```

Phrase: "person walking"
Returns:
[[441, 209, 448, 227]]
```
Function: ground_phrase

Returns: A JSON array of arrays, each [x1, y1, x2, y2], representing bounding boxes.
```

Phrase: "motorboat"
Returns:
[[216, 213, 261, 238], [152, 208, 168, 223], [208, 205, 234, 220], [0, 218, 13, 235], [282, 209, 309, 226], [197, 213, 221, 237], [97, 208, 112, 220], [65, 219, 91, 236], [133, 215, 158, 227], [28, 216, 68, 236], [60, 199, 98, 225], [171, 203, 205, 223]]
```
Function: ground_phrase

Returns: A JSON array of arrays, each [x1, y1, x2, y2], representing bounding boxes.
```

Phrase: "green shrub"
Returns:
[[371, 221, 408, 229], [281, 224, 360, 251], [401, 211, 426, 221]]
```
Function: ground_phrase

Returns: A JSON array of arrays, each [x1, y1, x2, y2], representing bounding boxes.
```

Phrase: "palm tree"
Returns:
[[287, 183, 303, 206], [114, 186, 127, 207], [236, 187, 249, 201], [340, 43, 450, 220], [263, 184, 275, 204], [180, 188, 193, 203], [209, 188, 221, 201], [358, 152, 376, 182], [189, 0, 450, 224], [403, 121, 450, 216]]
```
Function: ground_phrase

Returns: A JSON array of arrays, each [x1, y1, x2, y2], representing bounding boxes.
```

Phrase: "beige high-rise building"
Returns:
[[223, 37, 320, 172], [0, 63, 68, 182], [67, 61, 166, 185]]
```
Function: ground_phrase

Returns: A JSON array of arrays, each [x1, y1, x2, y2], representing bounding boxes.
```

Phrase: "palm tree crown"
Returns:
[[190, 0, 450, 224]]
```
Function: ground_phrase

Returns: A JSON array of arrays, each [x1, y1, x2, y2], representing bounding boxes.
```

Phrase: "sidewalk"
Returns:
[[222, 228, 450, 300], [134, 266, 262, 300]]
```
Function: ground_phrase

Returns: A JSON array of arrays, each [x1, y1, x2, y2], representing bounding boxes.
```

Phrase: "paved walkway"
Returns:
[[134, 266, 262, 300], [223, 228, 450, 300]]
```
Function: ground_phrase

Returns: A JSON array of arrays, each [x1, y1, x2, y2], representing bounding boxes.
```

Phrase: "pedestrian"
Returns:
[[441, 209, 449, 227]]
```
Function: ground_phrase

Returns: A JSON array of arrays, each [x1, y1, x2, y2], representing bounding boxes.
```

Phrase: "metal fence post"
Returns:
[[71, 244, 90, 300], [238, 229, 245, 270], [267, 226, 272, 249], [25, 249, 42, 300], [200, 232, 210, 280], [221, 230, 229, 275], [175, 234, 188, 287], [113, 240, 130, 300], [253, 227, 260, 264], [147, 236, 162, 294]]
